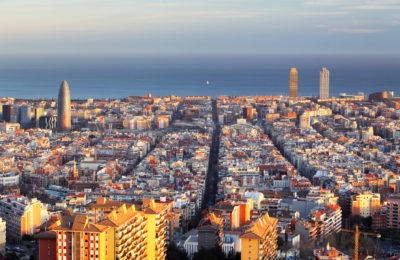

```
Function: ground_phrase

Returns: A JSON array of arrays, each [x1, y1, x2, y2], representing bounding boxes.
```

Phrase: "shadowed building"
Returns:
[[240, 212, 278, 260], [2, 105, 14, 122], [320, 67, 330, 99], [57, 80, 71, 131], [198, 213, 223, 250], [289, 68, 298, 97]]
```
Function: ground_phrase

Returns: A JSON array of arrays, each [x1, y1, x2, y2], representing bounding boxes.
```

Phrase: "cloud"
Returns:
[[329, 28, 385, 33], [347, 4, 400, 10], [303, 11, 352, 15], [304, 0, 400, 7], [314, 23, 385, 33], [304, 0, 342, 5]]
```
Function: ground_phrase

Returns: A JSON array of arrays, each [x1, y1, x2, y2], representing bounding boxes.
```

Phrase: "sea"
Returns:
[[0, 53, 399, 99]]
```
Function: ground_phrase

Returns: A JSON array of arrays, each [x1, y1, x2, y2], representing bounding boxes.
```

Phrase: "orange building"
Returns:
[[240, 212, 278, 260], [314, 243, 350, 260], [234, 199, 252, 226], [141, 198, 169, 260], [212, 202, 241, 230], [98, 204, 148, 259], [265, 113, 280, 123], [54, 214, 114, 259], [0, 196, 46, 242], [39, 204, 152, 260], [85, 197, 169, 260]]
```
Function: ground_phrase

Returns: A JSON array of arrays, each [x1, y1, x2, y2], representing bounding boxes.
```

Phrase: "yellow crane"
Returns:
[[328, 224, 380, 260]]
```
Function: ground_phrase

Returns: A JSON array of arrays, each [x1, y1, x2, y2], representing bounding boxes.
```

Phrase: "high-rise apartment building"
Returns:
[[320, 67, 330, 99], [387, 196, 400, 229], [34, 107, 44, 127], [2, 105, 14, 122], [57, 80, 71, 131], [351, 192, 380, 218], [0, 196, 47, 242], [141, 198, 168, 260], [84, 197, 169, 260], [18, 105, 30, 124], [240, 212, 278, 260], [0, 218, 5, 255], [289, 68, 298, 97], [53, 198, 169, 260]]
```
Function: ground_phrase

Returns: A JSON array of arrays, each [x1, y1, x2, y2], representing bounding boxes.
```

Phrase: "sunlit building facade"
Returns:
[[289, 68, 298, 97], [320, 67, 330, 99], [351, 192, 380, 218], [0, 196, 46, 242], [240, 212, 278, 260], [57, 80, 71, 131]]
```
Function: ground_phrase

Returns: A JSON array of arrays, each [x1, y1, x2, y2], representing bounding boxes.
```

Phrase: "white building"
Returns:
[[0, 171, 20, 186]]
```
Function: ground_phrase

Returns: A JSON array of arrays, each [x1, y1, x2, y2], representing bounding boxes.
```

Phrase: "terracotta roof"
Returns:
[[240, 213, 277, 240], [53, 214, 110, 233], [99, 204, 144, 227]]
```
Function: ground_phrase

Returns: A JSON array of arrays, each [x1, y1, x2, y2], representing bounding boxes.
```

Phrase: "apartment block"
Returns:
[[0, 196, 47, 242], [387, 196, 400, 229], [351, 192, 380, 218], [240, 213, 278, 260]]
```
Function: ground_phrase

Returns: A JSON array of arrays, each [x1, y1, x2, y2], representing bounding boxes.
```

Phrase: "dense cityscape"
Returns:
[[0, 68, 399, 260]]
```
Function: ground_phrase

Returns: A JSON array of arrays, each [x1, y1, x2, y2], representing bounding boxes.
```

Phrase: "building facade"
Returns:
[[351, 192, 380, 218], [240, 212, 278, 260], [320, 67, 330, 99], [387, 196, 400, 229], [0, 196, 46, 242], [57, 80, 71, 131], [289, 68, 298, 97], [0, 218, 5, 255]]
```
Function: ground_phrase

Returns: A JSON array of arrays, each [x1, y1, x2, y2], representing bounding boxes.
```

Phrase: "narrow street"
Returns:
[[203, 99, 220, 208]]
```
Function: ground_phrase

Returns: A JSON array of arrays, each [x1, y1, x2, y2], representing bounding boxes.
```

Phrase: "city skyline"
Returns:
[[0, 1, 399, 259]]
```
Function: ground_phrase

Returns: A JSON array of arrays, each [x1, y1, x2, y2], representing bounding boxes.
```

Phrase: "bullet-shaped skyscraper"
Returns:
[[289, 68, 298, 97], [320, 67, 329, 99], [57, 80, 71, 131]]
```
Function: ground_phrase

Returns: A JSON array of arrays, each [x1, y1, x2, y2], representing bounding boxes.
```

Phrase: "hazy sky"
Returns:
[[0, 0, 399, 54]]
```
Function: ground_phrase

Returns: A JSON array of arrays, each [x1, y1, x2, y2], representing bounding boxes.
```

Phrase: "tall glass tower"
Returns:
[[57, 80, 71, 131]]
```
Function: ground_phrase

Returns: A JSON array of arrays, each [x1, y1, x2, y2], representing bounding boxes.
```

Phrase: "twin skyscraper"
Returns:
[[289, 67, 330, 98]]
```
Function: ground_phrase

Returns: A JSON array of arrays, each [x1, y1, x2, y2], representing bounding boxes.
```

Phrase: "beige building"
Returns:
[[320, 67, 330, 99], [289, 68, 298, 97], [351, 192, 380, 218], [0, 218, 5, 255], [0, 196, 47, 242]]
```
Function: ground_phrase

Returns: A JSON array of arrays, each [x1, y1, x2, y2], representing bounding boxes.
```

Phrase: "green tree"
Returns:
[[166, 244, 189, 260]]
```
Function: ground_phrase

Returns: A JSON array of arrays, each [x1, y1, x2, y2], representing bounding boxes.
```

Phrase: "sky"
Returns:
[[0, 0, 399, 54]]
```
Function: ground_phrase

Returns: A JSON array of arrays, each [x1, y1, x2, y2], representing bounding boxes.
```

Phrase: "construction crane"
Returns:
[[327, 224, 380, 260], [340, 225, 381, 260]]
